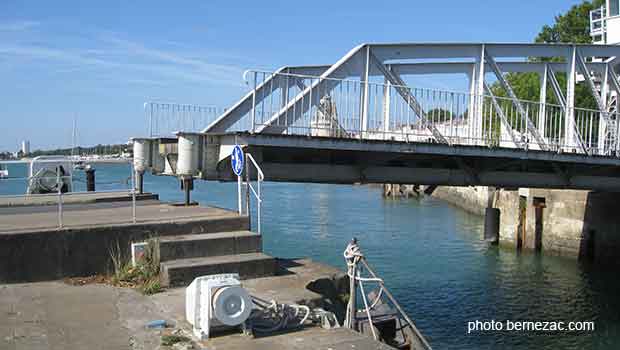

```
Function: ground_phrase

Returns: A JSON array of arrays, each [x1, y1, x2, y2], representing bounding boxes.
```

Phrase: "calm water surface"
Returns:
[[3, 163, 620, 349]]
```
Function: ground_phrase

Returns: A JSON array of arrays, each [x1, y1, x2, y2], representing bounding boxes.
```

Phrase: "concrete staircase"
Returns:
[[157, 223, 276, 287]]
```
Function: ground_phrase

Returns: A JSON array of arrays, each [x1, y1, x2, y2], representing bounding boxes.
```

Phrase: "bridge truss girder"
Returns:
[[204, 42, 620, 154]]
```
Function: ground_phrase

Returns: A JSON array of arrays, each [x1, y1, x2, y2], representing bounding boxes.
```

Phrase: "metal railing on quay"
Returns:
[[0, 159, 138, 230]]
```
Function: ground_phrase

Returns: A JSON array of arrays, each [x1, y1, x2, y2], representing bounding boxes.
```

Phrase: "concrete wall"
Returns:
[[428, 186, 620, 264], [431, 186, 491, 216], [0, 216, 249, 283]]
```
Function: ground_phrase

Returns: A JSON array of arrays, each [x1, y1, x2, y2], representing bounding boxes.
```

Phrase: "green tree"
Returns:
[[535, 0, 604, 44], [492, 0, 604, 110]]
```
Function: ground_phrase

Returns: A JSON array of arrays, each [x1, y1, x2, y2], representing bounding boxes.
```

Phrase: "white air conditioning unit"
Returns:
[[185, 273, 253, 340]]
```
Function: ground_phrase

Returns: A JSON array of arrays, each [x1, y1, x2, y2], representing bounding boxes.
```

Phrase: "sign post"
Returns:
[[231, 145, 245, 214]]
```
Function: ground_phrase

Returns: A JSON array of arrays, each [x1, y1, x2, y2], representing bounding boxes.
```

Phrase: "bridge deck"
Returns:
[[208, 132, 620, 191]]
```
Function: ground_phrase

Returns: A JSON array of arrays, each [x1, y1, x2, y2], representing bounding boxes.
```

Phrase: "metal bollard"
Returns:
[[85, 166, 96, 192]]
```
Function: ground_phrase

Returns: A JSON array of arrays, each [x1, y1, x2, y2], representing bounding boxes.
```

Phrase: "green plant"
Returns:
[[107, 238, 164, 295], [141, 278, 162, 295], [161, 335, 191, 347]]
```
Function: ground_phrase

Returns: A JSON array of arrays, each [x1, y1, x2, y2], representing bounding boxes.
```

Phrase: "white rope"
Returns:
[[249, 296, 313, 334]]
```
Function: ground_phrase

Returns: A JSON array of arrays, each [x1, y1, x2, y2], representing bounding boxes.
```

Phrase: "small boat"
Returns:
[[344, 239, 432, 350]]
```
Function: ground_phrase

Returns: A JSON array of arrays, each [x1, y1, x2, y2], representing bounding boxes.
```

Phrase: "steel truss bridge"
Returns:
[[137, 43, 620, 191]]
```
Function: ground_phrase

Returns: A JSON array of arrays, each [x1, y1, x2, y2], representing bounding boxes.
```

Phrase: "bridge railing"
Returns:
[[222, 70, 618, 156], [145, 102, 219, 138]]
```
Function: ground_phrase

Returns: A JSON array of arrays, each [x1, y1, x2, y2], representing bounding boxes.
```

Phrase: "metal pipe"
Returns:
[[56, 167, 63, 229], [131, 163, 136, 224], [237, 173, 242, 214], [245, 157, 251, 228]]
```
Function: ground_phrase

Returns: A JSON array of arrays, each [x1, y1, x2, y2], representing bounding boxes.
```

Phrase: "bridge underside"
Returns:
[[196, 133, 620, 191]]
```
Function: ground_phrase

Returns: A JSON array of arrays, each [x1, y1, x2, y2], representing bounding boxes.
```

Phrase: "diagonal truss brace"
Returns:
[[483, 81, 521, 148], [606, 63, 620, 103], [547, 65, 566, 108], [368, 51, 449, 144], [484, 51, 548, 151], [292, 78, 349, 137], [547, 65, 589, 155], [576, 49, 611, 123], [605, 63, 620, 153]]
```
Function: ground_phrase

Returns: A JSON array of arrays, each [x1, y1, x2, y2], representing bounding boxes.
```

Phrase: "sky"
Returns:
[[0, 0, 588, 151]]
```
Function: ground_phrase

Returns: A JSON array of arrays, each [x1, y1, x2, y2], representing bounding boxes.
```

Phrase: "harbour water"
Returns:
[[2, 163, 620, 349]]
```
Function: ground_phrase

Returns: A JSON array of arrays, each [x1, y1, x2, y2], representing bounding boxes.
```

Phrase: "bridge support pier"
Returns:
[[484, 208, 500, 243]]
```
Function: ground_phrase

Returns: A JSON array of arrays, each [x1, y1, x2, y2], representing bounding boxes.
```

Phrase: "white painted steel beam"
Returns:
[[255, 45, 367, 134], [473, 45, 485, 144], [370, 43, 620, 62], [547, 65, 566, 108], [484, 51, 548, 150], [483, 81, 520, 147], [360, 46, 371, 137], [538, 64, 548, 137], [576, 49, 606, 114], [368, 50, 449, 144], [383, 74, 391, 135], [565, 46, 577, 152]]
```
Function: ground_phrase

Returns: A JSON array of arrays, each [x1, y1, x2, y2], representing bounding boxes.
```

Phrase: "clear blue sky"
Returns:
[[0, 0, 586, 151]]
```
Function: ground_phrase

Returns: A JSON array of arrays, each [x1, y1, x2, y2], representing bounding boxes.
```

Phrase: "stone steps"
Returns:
[[160, 252, 277, 287], [157, 231, 262, 262]]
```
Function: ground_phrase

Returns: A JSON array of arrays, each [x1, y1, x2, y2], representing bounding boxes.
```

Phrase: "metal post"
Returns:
[[237, 174, 242, 214], [183, 178, 193, 206], [475, 44, 486, 144], [467, 68, 476, 143], [566, 46, 577, 150], [257, 174, 261, 235], [131, 163, 136, 224], [382, 75, 391, 140], [360, 45, 370, 139], [348, 262, 357, 330], [85, 167, 96, 192], [56, 167, 63, 229], [148, 103, 153, 137], [251, 72, 257, 133], [599, 64, 609, 154], [538, 64, 548, 138], [245, 156, 251, 227]]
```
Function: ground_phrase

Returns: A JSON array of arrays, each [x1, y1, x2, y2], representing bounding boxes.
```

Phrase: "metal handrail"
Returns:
[[244, 153, 264, 235], [0, 159, 138, 228]]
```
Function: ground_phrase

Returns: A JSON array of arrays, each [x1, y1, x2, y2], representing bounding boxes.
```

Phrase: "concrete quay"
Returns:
[[0, 192, 400, 349], [0, 259, 391, 350], [0, 196, 251, 282]]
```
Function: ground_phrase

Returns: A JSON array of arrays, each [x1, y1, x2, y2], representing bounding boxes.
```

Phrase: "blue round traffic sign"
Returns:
[[231, 145, 244, 176]]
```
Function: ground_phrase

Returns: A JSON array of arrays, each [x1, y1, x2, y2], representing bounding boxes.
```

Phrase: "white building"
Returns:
[[21, 140, 30, 155], [591, 1, 620, 45]]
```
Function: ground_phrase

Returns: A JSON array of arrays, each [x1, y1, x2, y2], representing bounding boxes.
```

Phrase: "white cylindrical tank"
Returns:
[[177, 133, 200, 176], [132, 138, 151, 173]]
